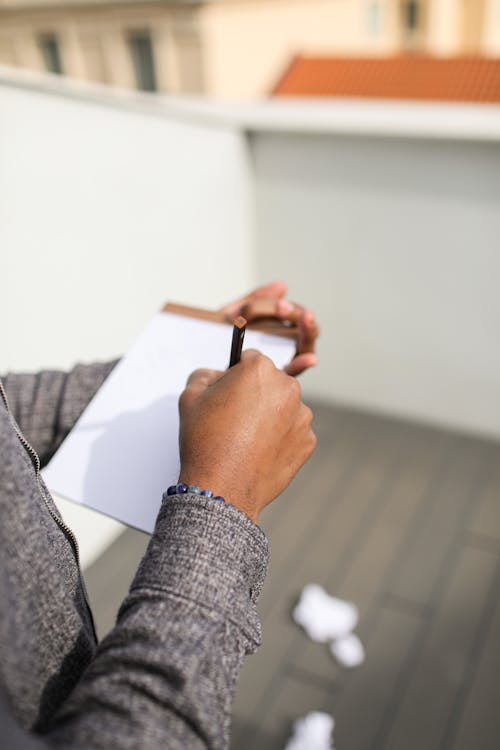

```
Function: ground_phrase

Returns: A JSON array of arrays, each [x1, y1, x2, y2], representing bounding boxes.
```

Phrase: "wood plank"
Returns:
[[258, 406, 377, 613], [468, 453, 500, 541], [292, 426, 447, 682], [231, 607, 300, 738], [381, 542, 498, 750], [234, 672, 333, 750], [262, 410, 404, 621], [451, 558, 500, 750], [332, 605, 425, 750], [387, 437, 493, 607]]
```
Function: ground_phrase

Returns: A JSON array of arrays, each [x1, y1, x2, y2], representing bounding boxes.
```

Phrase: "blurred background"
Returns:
[[1, 1, 500, 748]]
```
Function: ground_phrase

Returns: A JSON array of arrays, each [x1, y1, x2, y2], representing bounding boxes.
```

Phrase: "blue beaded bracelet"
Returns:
[[164, 483, 226, 504]]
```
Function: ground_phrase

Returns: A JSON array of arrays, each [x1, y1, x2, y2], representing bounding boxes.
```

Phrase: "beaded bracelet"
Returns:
[[164, 483, 226, 504]]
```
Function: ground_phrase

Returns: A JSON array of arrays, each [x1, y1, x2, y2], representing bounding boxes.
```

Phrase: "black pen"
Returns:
[[229, 316, 247, 367]]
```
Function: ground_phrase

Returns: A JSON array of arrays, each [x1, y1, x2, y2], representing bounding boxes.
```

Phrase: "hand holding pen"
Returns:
[[178, 281, 318, 522], [178, 348, 316, 523]]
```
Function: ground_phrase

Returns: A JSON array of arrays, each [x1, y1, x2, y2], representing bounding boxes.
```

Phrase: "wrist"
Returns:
[[177, 469, 259, 523]]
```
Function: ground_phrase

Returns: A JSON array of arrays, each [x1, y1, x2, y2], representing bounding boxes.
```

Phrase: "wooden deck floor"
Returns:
[[84, 403, 500, 750]]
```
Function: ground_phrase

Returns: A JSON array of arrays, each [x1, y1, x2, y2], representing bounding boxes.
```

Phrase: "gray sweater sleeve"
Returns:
[[45, 495, 268, 749], [1, 495, 268, 750], [47, 495, 267, 750], [2, 361, 118, 467]]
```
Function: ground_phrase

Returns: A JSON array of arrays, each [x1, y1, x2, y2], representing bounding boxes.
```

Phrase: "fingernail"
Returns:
[[278, 299, 294, 315], [304, 310, 314, 325]]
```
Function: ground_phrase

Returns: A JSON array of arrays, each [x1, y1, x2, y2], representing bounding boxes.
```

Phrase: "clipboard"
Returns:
[[162, 301, 298, 341]]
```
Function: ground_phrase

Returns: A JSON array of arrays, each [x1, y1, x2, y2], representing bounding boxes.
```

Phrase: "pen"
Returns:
[[229, 316, 247, 367]]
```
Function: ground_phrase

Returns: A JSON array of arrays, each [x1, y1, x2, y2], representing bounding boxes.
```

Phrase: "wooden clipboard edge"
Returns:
[[162, 302, 298, 341]]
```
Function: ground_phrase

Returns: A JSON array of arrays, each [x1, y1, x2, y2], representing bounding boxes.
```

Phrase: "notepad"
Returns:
[[42, 311, 296, 533]]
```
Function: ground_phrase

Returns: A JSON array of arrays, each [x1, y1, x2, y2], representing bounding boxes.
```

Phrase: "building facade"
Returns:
[[0, 0, 499, 98]]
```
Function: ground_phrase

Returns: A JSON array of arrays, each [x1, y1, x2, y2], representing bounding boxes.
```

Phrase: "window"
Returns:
[[39, 33, 63, 75], [128, 31, 157, 92], [403, 0, 420, 31]]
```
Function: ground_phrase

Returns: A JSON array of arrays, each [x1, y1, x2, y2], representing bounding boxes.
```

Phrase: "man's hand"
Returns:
[[219, 281, 319, 377], [178, 350, 316, 523]]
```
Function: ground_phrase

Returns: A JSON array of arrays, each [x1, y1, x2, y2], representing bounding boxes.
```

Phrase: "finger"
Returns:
[[220, 280, 288, 318], [240, 298, 285, 322], [250, 280, 288, 299], [277, 304, 319, 355], [185, 368, 224, 390], [284, 352, 318, 377], [297, 309, 320, 355], [276, 301, 320, 353], [275, 298, 305, 324], [241, 298, 311, 326]]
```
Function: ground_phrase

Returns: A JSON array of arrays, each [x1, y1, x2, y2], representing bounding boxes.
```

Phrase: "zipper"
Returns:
[[0, 378, 98, 643]]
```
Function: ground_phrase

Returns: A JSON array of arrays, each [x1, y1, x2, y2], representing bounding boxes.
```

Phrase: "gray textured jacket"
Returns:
[[0, 362, 268, 749]]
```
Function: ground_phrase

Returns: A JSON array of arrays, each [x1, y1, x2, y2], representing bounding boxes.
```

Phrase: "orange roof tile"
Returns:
[[272, 55, 500, 104]]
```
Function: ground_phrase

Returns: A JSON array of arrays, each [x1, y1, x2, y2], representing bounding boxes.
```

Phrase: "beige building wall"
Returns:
[[483, 0, 500, 55], [426, 0, 463, 55], [426, 0, 492, 56], [200, 0, 400, 99], [461, 0, 488, 53]]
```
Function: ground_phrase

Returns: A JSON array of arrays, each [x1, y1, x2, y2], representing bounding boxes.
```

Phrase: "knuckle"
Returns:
[[305, 430, 317, 458], [260, 352, 274, 367], [287, 375, 302, 400], [242, 348, 261, 364], [255, 352, 274, 373], [302, 403, 313, 421]]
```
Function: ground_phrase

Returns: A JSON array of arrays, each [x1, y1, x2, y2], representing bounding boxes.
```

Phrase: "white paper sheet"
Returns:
[[43, 312, 296, 533]]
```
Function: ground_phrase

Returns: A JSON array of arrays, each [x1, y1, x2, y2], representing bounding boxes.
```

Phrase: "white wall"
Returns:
[[0, 81, 254, 373], [252, 129, 500, 438], [0, 72, 255, 565]]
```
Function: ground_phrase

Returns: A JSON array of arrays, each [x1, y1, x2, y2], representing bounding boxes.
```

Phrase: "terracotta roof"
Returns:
[[272, 55, 500, 104]]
